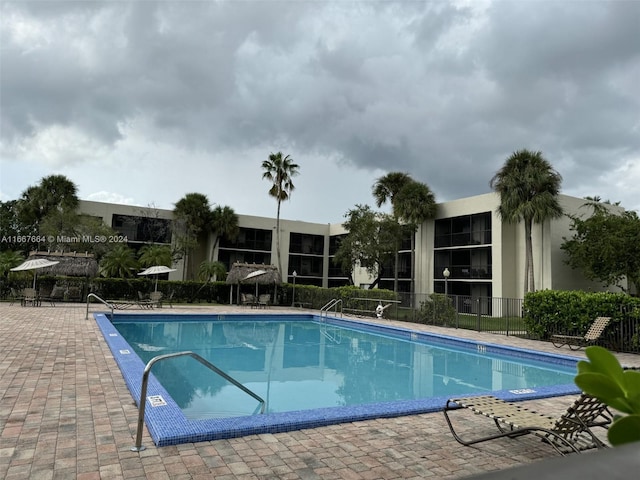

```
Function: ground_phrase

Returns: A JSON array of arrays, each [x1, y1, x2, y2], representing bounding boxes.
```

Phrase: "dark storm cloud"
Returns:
[[2, 1, 639, 218]]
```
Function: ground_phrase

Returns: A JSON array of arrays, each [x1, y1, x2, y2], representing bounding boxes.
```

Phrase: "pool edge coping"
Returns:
[[94, 312, 581, 447]]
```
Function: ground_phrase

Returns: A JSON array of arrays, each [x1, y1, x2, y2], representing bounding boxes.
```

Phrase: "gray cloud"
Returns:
[[2, 0, 639, 220]]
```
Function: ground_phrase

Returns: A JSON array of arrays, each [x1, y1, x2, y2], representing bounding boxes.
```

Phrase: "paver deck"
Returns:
[[1, 303, 638, 479]]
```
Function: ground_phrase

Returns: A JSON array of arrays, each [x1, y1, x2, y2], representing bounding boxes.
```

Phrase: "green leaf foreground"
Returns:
[[574, 346, 640, 446]]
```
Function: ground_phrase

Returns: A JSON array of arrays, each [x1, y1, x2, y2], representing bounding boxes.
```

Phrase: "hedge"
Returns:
[[523, 290, 640, 340]]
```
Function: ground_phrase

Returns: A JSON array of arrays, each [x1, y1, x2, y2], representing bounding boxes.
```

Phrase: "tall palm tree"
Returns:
[[372, 172, 414, 292], [173, 193, 212, 280], [394, 181, 437, 296], [490, 149, 563, 296], [210, 205, 239, 261], [261, 152, 300, 277]]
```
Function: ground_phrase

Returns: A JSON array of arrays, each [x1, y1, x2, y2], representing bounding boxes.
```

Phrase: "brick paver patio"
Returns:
[[2, 303, 638, 479]]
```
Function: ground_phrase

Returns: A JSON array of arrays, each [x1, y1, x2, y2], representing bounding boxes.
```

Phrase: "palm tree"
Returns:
[[372, 172, 414, 292], [490, 149, 563, 296], [372, 172, 413, 210], [261, 152, 300, 277], [17, 175, 80, 248], [394, 181, 437, 296], [138, 245, 173, 268], [210, 205, 239, 261], [0, 250, 24, 279], [173, 193, 212, 280], [100, 245, 138, 278], [198, 260, 227, 283]]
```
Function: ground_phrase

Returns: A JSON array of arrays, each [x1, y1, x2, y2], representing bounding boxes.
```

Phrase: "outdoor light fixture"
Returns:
[[443, 267, 450, 296], [292, 270, 298, 307]]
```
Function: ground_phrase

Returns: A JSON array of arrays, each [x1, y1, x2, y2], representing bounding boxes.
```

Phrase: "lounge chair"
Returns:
[[551, 316, 611, 350], [137, 291, 154, 309], [443, 394, 610, 456], [149, 291, 163, 308]]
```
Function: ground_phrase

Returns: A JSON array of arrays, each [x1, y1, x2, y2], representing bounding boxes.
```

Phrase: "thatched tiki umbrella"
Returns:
[[29, 251, 99, 277], [26, 252, 99, 300], [226, 263, 281, 305]]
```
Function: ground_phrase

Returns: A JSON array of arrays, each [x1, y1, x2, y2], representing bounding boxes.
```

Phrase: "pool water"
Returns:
[[113, 316, 576, 420]]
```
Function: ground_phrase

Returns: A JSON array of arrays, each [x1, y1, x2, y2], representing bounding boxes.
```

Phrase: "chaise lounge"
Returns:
[[443, 393, 611, 456], [551, 316, 611, 350]]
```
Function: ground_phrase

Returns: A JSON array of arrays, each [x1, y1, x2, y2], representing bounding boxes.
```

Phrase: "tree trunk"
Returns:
[[275, 200, 282, 277], [524, 220, 534, 296], [393, 247, 399, 293]]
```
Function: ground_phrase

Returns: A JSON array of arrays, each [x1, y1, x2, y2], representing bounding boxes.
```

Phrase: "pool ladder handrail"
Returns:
[[320, 298, 342, 319], [86, 293, 114, 320], [131, 351, 266, 452]]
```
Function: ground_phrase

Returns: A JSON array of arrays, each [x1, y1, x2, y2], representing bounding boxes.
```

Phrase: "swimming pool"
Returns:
[[95, 312, 581, 446]]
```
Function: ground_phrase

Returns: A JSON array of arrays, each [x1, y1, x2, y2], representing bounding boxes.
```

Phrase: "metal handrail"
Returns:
[[86, 293, 114, 320], [131, 351, 265, 452], [320, 298, 342, 318]]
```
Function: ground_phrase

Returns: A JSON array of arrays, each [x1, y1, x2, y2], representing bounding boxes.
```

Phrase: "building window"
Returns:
[[111, 214, 172, 243], [219, 228, 272, 251], [435, 212, 491, 248], [289, 233, 324, 255]]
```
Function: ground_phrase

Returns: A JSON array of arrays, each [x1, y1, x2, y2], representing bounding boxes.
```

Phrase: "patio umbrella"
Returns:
[[138, 265, 177, 291], [243, 269, 268, 298], [10, 258, 60, 288]]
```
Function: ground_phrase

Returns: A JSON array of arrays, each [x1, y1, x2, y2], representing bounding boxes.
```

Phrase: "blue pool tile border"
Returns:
[[95, 312, 581, 446]]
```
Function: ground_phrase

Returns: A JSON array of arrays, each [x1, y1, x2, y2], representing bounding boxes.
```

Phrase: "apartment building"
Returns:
[[79, 193, 624, 299]]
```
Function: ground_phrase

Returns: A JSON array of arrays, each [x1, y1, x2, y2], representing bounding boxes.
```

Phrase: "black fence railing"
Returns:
[[386, 293, 640, 354]]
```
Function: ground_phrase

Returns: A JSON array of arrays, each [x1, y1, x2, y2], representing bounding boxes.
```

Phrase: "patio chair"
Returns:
[[9, 288, 24, 306], [22, 288, 39, 307], [443, 394, 610, 456], [149, 291, 163, 308], [241, 293, 255, 307], [137, 291, 154, 309], [48, 286, 65, 306], [551, 316, 611, 350], [38, 285, 54, 306], [258, 294, 271, 308], [165, 290, 174, 308]]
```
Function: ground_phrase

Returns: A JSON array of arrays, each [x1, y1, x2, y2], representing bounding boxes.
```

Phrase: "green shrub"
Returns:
[[415, 293, 456, 326], [523, 290, 640, 339]]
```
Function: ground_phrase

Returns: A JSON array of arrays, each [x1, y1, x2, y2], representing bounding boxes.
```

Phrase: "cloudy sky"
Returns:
[[1, 0, 639, 223]]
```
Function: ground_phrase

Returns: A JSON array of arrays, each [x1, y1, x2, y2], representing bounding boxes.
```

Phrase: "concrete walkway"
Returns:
[[1, 303, 638, 479]]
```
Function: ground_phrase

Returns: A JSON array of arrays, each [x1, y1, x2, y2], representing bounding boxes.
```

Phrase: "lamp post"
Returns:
[[443, 268, 450, 296], [291, 271, 297, 307]]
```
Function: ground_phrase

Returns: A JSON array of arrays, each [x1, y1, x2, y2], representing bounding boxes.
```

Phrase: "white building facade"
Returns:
[[79, 193, 624, 300]]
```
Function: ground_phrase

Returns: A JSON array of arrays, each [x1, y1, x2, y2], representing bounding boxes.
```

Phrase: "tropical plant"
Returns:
[[173, 193, 212, 280], [490, 149, 563, 297], [261, 152, 300, 278], [334, 205, 399, 288], [372, 172, 414, 292], [100, 245, 138, 278], [0, 201, 31, 253], [210, 205, 239, 260], [416, 293, 456, 326], [138, 245, 173, 268], [574, 346, 640, 446], [0, 250, 24, 278], [198, 260, 227, 283], [18, 175, 79, 226], [562, 201, 640, 293]]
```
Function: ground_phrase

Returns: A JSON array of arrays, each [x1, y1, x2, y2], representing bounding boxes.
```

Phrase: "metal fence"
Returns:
[[385, 293, 640, 354]]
